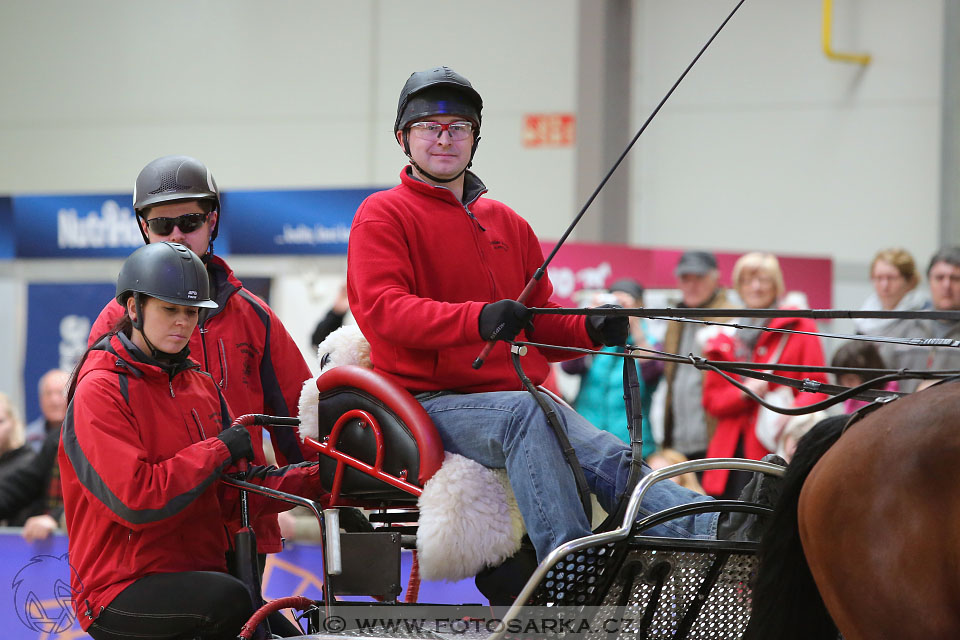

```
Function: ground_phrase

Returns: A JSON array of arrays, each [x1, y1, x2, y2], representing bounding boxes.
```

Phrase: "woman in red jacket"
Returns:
[[60, 242, 320, 640], [701, 252, 828, 499]]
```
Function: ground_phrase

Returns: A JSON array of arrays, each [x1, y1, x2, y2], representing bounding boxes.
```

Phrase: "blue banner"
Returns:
[[23, 283, 116, 423], [8, 188, 384, 258], [222, 188, 378, 255], [13, 194, 142, 259], [0, 532, 482, 639]]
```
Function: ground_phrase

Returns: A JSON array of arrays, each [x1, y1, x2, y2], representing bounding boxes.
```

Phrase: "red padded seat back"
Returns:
[[310, 365, 444, 503]]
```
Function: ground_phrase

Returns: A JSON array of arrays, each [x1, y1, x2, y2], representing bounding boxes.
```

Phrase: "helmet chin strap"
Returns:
[[131, 293, 190, 364], [202, 239, 214, 263], [407, 157, 465, 183]]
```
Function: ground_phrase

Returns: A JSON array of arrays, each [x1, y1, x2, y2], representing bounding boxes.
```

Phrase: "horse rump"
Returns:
[[743, 414, 847, 640]]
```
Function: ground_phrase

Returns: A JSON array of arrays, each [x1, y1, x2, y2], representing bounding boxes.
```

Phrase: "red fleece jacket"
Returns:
[[347, 168, 595, 393]]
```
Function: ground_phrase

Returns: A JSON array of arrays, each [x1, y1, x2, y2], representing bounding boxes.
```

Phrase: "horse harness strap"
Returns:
[[511, 349, 593, 523], [842, 395, 900, 435], [620, 356, 645, 501], [842, 373, 960, 435], [918, 372, 960, 390]]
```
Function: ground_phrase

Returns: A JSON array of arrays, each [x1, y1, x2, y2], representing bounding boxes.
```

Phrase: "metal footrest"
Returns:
[[525, 537, 756, 639]]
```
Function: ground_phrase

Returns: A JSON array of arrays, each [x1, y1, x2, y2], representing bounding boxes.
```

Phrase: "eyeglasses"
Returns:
[[408, 121, 474, 141], [144, 213, 209, 236]]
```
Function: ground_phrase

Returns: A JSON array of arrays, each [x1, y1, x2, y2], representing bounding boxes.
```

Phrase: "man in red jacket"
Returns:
[[87, 156, 314, 635], [347, 67, 721, 566]]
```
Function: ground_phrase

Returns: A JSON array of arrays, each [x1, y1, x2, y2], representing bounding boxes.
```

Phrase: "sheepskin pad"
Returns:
[[297, 325, 369, 441], [317, 325, 371, 370], [417, 452, 524, 582]]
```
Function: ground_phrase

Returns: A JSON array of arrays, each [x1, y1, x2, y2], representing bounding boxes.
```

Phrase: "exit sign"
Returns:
[[523, 113, 576, 147]]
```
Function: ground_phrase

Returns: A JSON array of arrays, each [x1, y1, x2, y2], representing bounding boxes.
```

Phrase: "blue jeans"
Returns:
[[421, 391, 718, 561]]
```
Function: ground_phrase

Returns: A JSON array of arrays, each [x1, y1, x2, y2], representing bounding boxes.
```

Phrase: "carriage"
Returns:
[[222, 339, 788, 640], [217, 291, 960, 640]]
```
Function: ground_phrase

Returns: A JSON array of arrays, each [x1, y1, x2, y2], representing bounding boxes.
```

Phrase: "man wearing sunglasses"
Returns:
[[346, 67, 743, 600], [86, 156, 313, 634]]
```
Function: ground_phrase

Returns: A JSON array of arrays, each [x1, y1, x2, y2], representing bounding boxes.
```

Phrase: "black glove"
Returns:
[[217, 425, 255, 464], [585, 304, 629, 347], [478, 299, 533, 343]]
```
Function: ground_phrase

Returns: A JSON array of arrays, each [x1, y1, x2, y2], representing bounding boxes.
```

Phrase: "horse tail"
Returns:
[[743, 414, 847, 640]]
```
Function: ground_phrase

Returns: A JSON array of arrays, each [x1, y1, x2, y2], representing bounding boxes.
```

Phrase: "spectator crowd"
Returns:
[[557, 245, 959, 498]]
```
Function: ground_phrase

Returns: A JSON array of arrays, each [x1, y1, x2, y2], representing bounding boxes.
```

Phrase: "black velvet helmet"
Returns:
[[116, 242, 218, 310], [394, 66, 483, 133], [133, 155, 221, 243]]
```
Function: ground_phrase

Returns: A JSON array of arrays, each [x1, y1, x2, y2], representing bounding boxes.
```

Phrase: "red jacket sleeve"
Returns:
[[219, 462, 325, 529], [770, 321, 829, 406], [251, 297, 315, 465], [702, 332, 757, 417], [63, 375, 234, 531]]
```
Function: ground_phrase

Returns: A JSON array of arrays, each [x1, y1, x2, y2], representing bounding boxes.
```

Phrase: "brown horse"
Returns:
[[745, 382, 960, 640]]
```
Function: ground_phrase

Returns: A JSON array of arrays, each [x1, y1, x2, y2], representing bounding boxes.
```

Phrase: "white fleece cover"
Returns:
[[417, 453, 524, 581], [297, 325, 524, 581]]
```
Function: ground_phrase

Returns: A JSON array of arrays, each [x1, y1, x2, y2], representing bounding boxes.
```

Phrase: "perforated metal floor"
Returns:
[[530, 539, 757, 639]]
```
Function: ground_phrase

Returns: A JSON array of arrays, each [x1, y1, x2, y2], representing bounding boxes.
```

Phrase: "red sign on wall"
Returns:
[[523, 113, 576, 147], [539, 241, 833, 310]]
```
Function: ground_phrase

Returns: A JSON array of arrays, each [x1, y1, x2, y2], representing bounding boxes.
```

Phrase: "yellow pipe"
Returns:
[[822, 0, 871, 65]]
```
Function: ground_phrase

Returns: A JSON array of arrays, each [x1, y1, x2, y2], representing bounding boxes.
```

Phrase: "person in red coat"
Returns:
[[701, 252, 828, 498], [62, 243, 321, 640], [86, 157, 313, 599]]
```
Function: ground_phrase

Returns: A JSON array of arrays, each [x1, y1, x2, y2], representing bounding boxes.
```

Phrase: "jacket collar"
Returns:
[[204, 254, 242, 321], [399, 166, 488, 206], [88, 332, 199, 381]]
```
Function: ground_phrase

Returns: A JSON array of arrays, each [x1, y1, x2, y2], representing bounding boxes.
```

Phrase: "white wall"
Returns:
[[631, 0, 943, 271], [0, 0, 952, 409], [0, 0, 577, 228], [3, 1, 942, 255]]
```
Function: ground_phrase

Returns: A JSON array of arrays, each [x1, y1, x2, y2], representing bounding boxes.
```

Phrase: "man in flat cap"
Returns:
[[660, 251, 734, 460]]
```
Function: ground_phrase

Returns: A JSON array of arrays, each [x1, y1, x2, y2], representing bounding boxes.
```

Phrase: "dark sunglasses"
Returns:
[[144, 212, 210, 236]]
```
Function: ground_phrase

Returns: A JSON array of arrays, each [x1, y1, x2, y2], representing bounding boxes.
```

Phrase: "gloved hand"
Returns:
[[478, 299, 533, 343], [585, 304, 629, 346], [216, 425, 255, 464]]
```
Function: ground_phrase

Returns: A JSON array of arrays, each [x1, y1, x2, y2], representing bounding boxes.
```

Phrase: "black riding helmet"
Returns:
[[133, 155, 221, 247], [395, 66, 483, 183], [117, 242, 218, 337]]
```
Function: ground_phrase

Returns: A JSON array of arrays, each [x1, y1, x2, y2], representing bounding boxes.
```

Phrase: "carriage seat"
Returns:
[[297, 326, 525, 582]]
